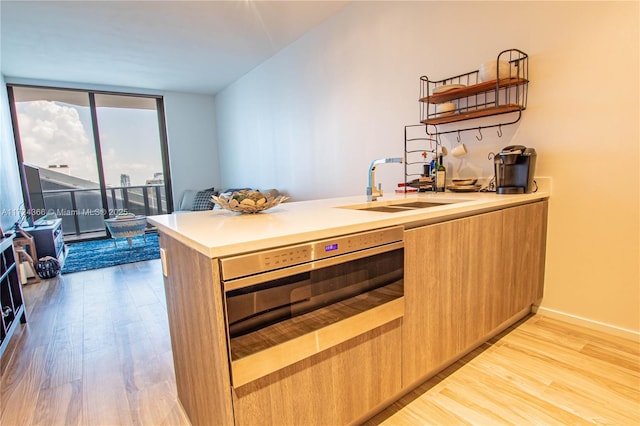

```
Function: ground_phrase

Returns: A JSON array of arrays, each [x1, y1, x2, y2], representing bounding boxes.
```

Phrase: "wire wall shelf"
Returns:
[[419, 49, 529, 137]]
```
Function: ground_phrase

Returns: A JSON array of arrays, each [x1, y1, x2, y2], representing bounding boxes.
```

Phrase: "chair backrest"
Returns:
[[105, 217, 147, 238]]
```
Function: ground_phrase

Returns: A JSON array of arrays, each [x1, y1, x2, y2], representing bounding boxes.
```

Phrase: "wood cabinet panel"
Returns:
[[403, 217, 468, 384], [159, 233, 234, 426], [402, 201, 547, 386], [232, 320, 402, 426], [501, 200, 548, 318], [463, 210, 504, 341]]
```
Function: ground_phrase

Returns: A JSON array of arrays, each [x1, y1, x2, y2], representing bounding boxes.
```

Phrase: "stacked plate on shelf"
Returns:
[[448, 178, 481, 192], [432, 83, 466, 94]]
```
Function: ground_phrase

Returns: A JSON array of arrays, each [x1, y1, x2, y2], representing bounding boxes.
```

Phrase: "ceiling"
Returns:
[[0, 1, 350, 95]]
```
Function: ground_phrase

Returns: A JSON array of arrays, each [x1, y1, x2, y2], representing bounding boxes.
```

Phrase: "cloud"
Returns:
[[17, 100, 163, 187], [17, 101, 99, 181]]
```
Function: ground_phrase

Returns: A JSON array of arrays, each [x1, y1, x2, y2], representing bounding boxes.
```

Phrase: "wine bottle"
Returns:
[[436, 156, 446, 192]]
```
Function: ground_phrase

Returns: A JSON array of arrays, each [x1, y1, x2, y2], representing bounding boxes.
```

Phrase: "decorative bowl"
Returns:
[[211, 190, 289, 214]]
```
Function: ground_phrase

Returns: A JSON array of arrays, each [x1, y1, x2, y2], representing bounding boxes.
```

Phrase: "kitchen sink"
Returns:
[[356, 206, 416, 213], [392, 201, 455, 209], [339, 199, 467, 213]]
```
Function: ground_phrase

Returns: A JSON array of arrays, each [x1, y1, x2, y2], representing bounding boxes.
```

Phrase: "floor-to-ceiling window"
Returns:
[[8, 85, 172, 241]]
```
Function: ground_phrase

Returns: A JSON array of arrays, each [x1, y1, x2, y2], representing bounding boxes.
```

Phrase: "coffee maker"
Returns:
[[494, 145, 537, 194]]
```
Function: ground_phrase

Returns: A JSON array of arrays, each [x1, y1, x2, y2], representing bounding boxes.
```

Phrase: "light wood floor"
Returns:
[[0, 260, 190, 425], [1, 259, 639, 425], [367, 315, 640, 425]]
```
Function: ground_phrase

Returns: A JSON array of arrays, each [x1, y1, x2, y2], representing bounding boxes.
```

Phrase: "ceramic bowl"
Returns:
[[436, 102, 457, 117], [479, 60, 511, 82], [211, 190, 288, 214]]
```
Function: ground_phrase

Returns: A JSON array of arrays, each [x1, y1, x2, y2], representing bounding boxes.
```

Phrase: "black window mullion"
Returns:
[[156, 97, 173, 213], [88, 92, 111, 221], [6, 85, 31, 223]]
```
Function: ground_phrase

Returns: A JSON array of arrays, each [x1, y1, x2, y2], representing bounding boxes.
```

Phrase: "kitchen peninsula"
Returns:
[[148, 187, 549, 426]]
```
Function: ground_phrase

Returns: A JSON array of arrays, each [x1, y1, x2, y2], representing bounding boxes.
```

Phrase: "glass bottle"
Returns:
[[436, 156, 446, 192]]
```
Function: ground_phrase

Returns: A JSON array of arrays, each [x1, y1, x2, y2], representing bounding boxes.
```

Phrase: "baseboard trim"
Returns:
[[534, 306, 639, 342]]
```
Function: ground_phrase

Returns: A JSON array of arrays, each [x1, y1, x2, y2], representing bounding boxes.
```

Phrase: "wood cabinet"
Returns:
[[159, 232, 403, 426], [23, 219, 66, 266], [159, 234, 234, 426], [157, 199, 548, 425], [402, 200, 547, 386], [1, 235, 27, 357]]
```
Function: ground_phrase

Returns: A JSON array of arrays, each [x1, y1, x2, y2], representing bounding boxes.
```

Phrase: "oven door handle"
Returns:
[[222, 241, 404, 292]]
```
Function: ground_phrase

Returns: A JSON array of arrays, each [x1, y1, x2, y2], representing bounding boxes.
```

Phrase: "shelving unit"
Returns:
[[1, 234, 27, 357], [23, 219, 66, 268], [404, 49, 529, 191], [419, 49, 529, 136]]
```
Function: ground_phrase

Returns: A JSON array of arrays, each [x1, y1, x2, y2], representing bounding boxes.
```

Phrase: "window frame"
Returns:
[[7, 83, 174, 238]]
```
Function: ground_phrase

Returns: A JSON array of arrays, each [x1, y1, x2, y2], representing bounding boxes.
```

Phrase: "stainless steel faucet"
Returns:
[[366, 157, 403, 201]]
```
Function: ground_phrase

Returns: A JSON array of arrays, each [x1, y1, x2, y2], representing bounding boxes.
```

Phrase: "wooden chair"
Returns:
[[13, 226, 41, 284]]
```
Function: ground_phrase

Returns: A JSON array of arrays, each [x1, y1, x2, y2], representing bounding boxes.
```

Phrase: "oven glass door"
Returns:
[[225, 247, 403, 361]]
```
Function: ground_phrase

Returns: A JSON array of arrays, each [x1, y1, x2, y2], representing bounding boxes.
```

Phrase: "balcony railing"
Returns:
[[42, 184, 168, 238]]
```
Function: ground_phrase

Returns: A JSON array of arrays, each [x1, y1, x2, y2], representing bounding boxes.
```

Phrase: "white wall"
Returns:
[[215, 2, 639, 333], [163, 91, 219, 209]]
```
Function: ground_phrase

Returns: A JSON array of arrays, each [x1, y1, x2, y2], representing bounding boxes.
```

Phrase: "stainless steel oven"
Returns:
[[219, 226, 405, 386]]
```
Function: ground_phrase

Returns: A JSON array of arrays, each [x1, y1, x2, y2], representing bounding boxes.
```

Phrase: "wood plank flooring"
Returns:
[[366, 315, 640, 425], [0, 260, 190, 426], [2, 259, 639, 425]]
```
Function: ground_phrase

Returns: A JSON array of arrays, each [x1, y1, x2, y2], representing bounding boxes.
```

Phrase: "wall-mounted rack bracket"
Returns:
[[419, 49, 529, 137], [402, 124, 442, 193]]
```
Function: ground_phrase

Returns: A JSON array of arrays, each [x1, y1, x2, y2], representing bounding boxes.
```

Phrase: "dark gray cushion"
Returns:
[[191, 188, 217, 211]]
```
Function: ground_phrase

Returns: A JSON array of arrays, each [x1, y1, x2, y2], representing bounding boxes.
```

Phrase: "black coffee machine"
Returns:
[[494, 145, 537, 194]]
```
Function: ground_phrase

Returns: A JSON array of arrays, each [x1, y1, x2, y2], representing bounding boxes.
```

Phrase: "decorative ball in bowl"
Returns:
[[211, 190, 289, 214]]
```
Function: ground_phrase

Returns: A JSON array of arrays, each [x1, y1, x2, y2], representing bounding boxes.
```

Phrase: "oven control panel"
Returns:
[[220, 226, 404, 281]]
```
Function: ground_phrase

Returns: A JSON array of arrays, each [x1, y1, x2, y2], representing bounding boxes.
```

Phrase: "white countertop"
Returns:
[[148, 180, 550, 258]]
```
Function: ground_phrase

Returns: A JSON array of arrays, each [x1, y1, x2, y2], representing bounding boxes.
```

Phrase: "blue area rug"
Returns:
[[61, 233, 160, 274]]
